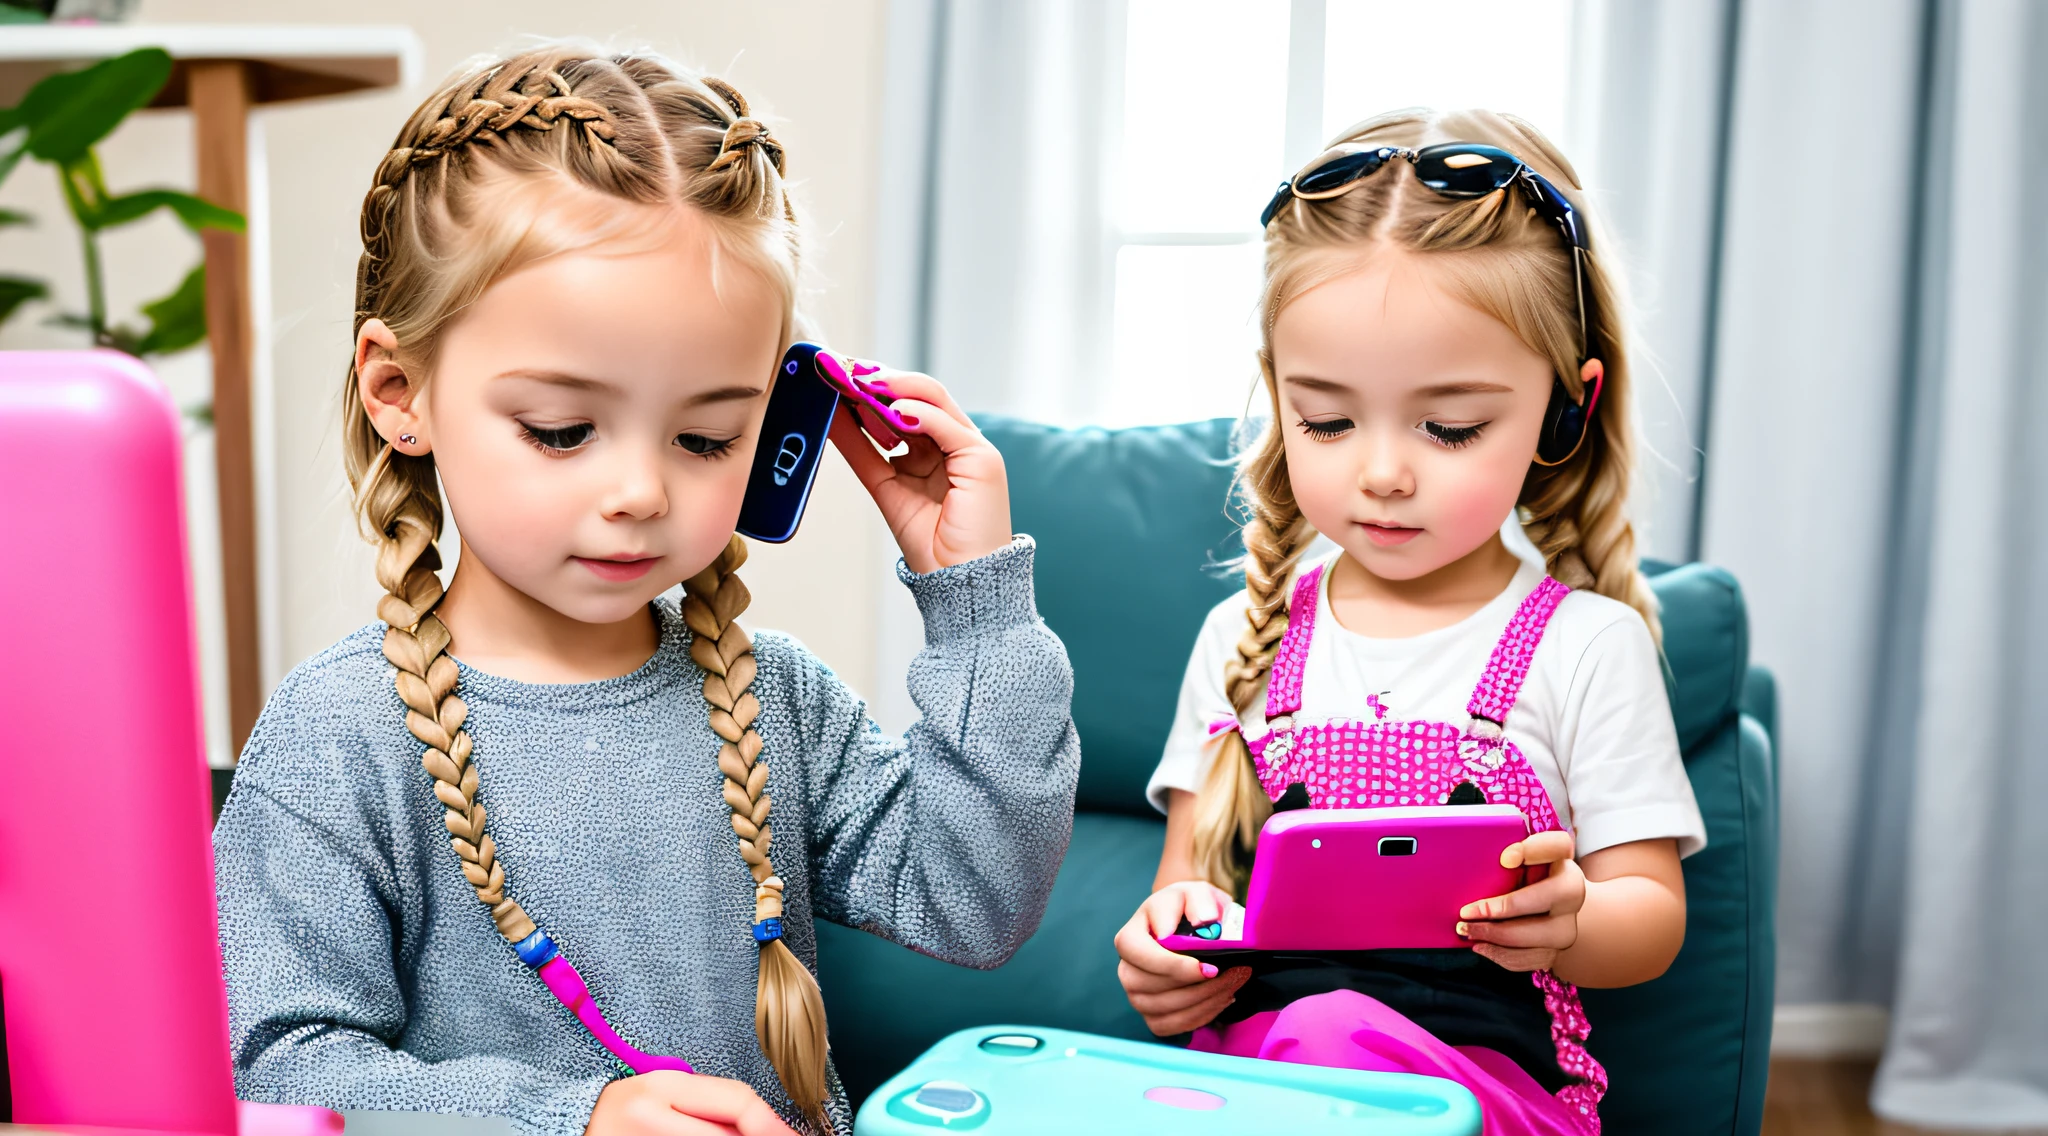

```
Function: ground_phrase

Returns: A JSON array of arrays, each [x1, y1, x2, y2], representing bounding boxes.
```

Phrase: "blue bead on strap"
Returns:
[[512, 929, 560, 968], [751, 918, 784, 944]]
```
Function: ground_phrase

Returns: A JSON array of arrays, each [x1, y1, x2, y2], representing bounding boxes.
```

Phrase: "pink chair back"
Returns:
[[0, 351, 238, 1134]]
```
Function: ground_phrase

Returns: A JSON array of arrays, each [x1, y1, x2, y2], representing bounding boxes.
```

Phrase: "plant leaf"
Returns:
[[18, 49, 173, 164], [0, 274, 47, 328], [96, 188, 244, 233], [134, 263, 209, 356], [0, 207, 30, 227], [0, 143, 27, 189]]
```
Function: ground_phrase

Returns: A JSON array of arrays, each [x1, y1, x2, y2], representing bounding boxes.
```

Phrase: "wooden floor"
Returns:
[[1763, 1059, 2045, 1136]]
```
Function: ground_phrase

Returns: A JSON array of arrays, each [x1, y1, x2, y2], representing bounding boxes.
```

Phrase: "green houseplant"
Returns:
[[0, 47, 244, 360]]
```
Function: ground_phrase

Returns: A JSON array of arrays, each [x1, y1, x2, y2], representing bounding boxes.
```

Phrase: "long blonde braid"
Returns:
[[683, 537, 830, 1126], [1189, 367, 1314, 894], [342, 44, 824, 1123], [360, 448, 540, 943]]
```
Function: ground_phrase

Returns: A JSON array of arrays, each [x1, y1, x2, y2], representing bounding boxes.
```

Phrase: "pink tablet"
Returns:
[[1158, 806, 1531, 956], [0, 351, 339, 1135]]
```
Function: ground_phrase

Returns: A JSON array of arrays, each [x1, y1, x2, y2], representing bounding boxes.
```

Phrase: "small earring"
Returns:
[[398, 433, 418, 446]]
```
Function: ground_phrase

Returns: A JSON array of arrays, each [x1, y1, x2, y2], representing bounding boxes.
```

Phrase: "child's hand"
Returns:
[[824, 359, 1011, 575], [1113, 881, 1253, 1036], [586, 1071, 796, 1136], [1457, 830, 1586, 972]]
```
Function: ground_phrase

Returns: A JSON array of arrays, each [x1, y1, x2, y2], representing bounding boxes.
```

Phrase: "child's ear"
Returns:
[[356, 319, 429, 454]]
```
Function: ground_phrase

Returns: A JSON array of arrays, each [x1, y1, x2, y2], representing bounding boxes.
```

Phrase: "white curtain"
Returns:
[[1576, 0, 2048, 1123], [1871, 0, 2048, 1122], [867, 0, 1127, 732], [870, 0, 1125, 418]]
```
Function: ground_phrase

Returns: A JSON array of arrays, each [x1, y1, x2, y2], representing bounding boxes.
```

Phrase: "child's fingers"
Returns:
[[1121, 963, 1244, 1011], [1144, 983, 1243, 1037], [1179, 883, 1226, 928], [851, 401, 906, 453], [658, 1075, 797, 1136], [828, 405, 897, 491], [1132, 969, 1251, 1036], [856, 368, 971, 425], [1458, 912, 1577, 951], [1502, 830, 1575, 869], [1458, 867, 1580, 921], [1139, 886, 1197, 938], [1114, 915, 1209, 986]]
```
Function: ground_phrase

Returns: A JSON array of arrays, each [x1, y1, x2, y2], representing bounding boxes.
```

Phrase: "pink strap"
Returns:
[[1262, 566, 1325, 719], [1465, 577, 1571, 726], [537, 956, 695, 1074]]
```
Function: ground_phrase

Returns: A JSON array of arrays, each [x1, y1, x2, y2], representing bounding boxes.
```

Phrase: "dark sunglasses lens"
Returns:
[[1413, 145, 1519, 196], [1296, 149, 1386, 195], [1259, 183, 1291, 227]]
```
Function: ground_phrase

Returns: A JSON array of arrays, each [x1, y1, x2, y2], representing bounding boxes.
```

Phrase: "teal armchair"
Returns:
[[816, 418, 1778, 1135]]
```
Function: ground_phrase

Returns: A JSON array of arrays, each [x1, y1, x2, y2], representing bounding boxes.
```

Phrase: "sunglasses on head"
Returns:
[[1261, 142, 1601, 465]]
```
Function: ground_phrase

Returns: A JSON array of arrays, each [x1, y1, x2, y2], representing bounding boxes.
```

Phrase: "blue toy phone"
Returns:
[[737, 341, 839, 543]]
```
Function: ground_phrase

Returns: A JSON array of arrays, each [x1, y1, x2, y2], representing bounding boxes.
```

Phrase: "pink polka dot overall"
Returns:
[[1219, 565, 1607, 1132]]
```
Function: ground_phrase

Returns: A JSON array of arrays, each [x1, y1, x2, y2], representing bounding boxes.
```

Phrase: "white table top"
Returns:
[[0, 24, 423, 106]]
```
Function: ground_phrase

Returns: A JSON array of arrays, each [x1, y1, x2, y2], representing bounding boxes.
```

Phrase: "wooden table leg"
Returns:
[[189, 60, 260, 760]]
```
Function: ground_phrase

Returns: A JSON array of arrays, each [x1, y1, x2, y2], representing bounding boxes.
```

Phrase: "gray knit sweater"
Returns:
[[213, 538, 1076, 1136]]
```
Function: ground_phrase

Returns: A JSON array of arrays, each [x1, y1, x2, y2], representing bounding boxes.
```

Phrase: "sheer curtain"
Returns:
[[1578, 0, 2048, 1123]]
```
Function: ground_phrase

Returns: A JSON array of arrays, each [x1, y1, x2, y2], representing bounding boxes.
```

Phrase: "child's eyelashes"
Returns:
[[675, 432, 735, 458], [520, 421, 594, 454], [516, 422, 735, 459], [1296, 417, 1487, 449], [1421, 421, 1487, 449]]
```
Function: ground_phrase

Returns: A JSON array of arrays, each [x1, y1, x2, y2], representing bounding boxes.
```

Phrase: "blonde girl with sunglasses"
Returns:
[[1114, 109, 1704, 1135], [212, 46, 1078, 1136]]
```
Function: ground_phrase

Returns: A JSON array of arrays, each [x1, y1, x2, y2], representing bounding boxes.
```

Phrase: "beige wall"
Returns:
[[0, 2, 891, 759]]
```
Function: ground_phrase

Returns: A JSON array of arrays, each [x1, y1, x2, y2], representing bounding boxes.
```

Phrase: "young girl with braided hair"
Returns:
[[1113, 109, 1705, 1135], [213, 46, 1078, 1136]]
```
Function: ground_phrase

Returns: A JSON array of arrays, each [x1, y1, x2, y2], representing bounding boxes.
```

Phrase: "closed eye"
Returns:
[[1298, 416, 1354, 439], [520, 421, 594, 454], [1421, 421, 1486, 448], [676, 432, 735, 458]]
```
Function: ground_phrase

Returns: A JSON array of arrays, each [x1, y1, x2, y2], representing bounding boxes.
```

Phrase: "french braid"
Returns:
[[342, 44, 825, 1126], [683, 537, 829, 1126]]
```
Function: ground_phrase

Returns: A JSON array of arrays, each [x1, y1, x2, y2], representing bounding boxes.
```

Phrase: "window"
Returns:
[[1102, 0, 1575, 426]]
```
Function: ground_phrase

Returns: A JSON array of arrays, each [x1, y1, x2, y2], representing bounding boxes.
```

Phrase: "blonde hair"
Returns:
[[342, 46, 828, 1126], [1191, 108, 1660, 894]]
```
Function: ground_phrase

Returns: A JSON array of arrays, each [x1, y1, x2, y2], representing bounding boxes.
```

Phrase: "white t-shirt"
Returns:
[[1147, 538, 1707, 860]]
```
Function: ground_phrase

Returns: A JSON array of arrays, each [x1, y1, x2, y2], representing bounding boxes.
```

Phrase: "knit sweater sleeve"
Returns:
[[789, 536, 1079, 968]]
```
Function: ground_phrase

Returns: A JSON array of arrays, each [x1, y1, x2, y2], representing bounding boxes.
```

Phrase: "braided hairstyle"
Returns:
[[340, 46, 830, 1127], [1189, 107, 1659, 893]]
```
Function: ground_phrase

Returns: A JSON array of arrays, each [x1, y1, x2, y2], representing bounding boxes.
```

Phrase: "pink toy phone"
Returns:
[[1157, 806, 1531, 956]]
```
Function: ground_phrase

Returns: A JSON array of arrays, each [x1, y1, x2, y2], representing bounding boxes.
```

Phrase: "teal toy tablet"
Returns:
[[853, 1025, 1481, 1135]]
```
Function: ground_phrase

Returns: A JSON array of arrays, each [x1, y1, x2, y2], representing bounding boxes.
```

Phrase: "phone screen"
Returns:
[[736, 342, 840, 543]]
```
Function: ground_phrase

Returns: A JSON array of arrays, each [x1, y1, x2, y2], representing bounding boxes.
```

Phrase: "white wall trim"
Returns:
[[1772, 1002, 1890, 1058]]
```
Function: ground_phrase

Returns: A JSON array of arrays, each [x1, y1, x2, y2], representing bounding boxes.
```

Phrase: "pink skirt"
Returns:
[[1189, 989, 1593, 1136]]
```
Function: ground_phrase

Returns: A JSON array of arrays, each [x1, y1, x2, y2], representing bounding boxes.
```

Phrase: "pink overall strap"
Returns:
[[1465, 576, 1572, 727], [1263, 564, 1325, 719]]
